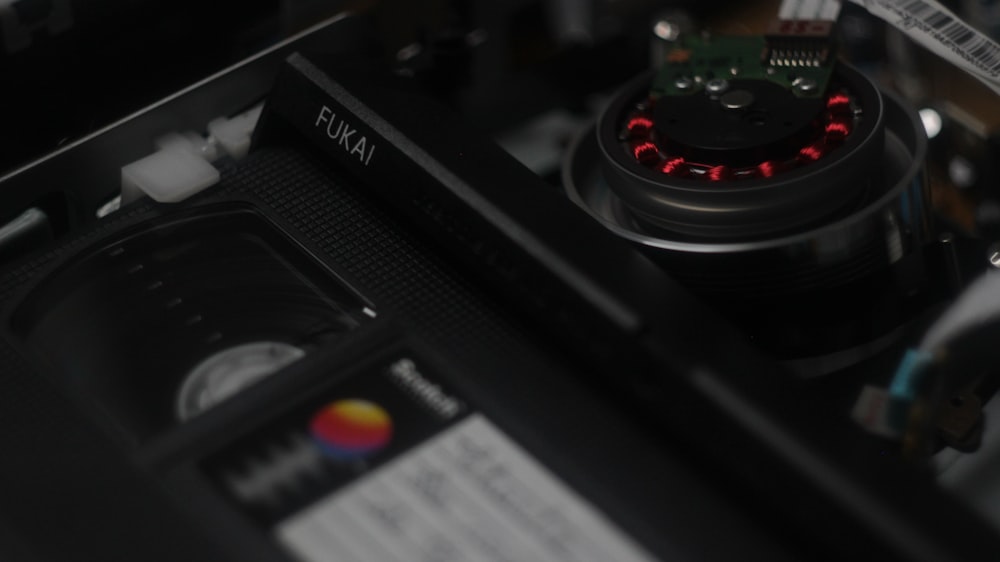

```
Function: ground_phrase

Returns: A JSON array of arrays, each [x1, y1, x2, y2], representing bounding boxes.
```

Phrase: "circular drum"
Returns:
[[565, 62, 929, 374]]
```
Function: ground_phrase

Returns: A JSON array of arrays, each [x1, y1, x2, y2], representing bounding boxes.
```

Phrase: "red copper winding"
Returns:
[[824, 118, 852, 142], [661, 157, 687, 176], [632, 141, 660, 164], [798, 141, 827, 162], [826, 92, 852, 115], [757, 161, 778, 178], [707, 165, 729, 181], [626, 116, 655, 137], [623, 92, 856, 180]]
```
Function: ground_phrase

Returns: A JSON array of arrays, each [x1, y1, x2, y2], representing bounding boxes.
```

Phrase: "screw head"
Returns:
[[652, 19, 680, 41], [705, 78, 730, 94], [988, 243, 1000, 268], [674, 76, 694, 91], [720, 89, 755, 110], [793, 77, 818, 94]]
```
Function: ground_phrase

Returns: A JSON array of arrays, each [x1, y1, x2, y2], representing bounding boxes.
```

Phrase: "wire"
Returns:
[[920, 271, 1000, 351], [884, 271, 1000, 438]]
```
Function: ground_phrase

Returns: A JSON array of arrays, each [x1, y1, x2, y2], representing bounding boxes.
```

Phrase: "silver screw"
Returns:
[[720, 90, 755, 110], [674, 76, 694, 91], [396, 43, 422, 62], [706, 78, 730, 95], [652, 19, 680, 41], [989, 242, 1000, 268], [793, 77, 818, 94]]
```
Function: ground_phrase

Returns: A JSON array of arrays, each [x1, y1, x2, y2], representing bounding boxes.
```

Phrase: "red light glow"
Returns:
[[757, 161, 778, 178], [627, 116, 655, 136], [708, 165, 729, 181], [661, 157, 687, 176], [622, 91, 856, 181], [632, 141, 660, 163]]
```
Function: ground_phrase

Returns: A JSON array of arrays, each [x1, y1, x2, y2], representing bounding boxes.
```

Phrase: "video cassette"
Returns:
[[0, 48, 797, 562]]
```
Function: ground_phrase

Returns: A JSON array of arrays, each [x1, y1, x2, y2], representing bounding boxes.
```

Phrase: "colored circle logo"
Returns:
[[309, 399, 392, 460]]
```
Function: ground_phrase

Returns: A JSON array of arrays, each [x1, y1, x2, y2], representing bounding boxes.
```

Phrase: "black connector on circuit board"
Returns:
[[763, 19, 835, 67]]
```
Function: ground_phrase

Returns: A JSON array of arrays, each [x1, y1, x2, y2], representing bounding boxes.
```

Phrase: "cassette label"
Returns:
[[277, 414, 658, 562], [208, 353, 655, 562], [208, 354, 466, 525]]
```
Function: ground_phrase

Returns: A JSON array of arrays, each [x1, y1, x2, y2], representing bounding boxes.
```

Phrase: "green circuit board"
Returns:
[[652, 30, 837, 99]]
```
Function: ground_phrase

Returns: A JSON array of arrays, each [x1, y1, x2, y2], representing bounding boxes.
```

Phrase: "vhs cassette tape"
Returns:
[[0, 47, 785, 562]]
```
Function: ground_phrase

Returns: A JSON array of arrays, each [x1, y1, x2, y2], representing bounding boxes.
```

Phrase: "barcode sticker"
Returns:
[[778, 0, 1000, 94], [849, 0, 1000, 94]]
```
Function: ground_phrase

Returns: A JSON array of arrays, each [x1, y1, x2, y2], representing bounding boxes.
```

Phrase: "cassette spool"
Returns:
[[9, 204, 373, 438]]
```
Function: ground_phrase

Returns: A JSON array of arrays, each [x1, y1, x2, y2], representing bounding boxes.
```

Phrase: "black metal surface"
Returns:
[[0, 0, 281, 175], [654, 78, 823, 161]]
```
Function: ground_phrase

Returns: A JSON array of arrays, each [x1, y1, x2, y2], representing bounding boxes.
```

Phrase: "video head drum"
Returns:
[[565, 35, 929, 371]]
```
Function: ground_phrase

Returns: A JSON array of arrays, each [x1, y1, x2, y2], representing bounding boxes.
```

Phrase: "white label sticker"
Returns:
[[849, 0, 1000, 94], [277, 414, 658, 562]]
